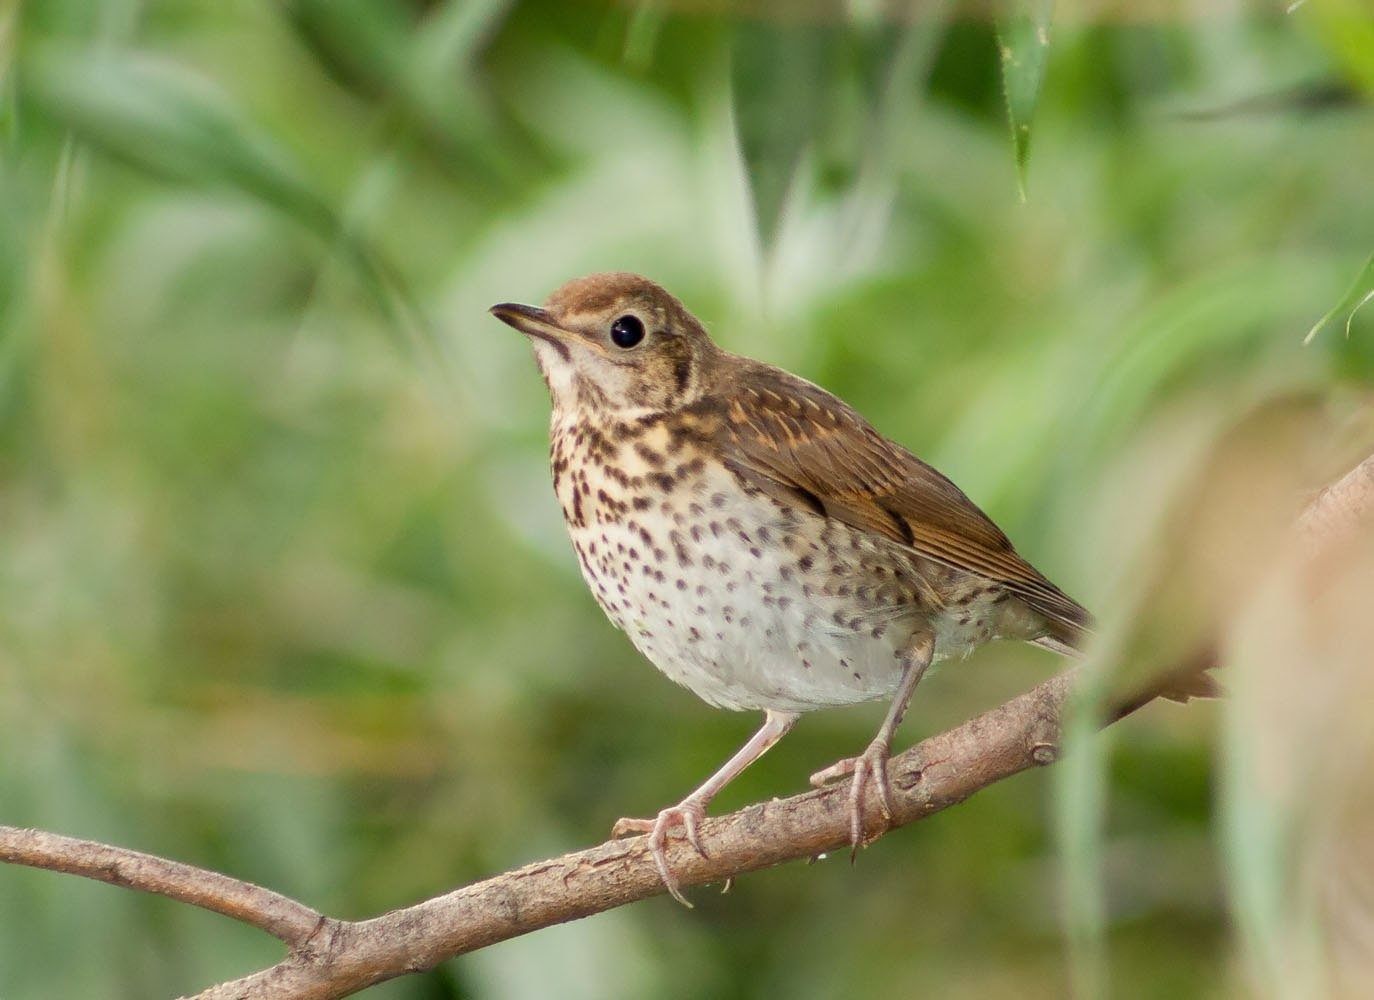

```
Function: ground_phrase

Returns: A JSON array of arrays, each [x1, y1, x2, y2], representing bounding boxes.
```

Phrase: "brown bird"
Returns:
[[491, 272, 1095, 905]]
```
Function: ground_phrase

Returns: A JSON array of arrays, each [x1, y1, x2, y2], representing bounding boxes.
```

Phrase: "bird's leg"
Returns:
[[810, 632, 935, 856], [613, 709, 799, 907]]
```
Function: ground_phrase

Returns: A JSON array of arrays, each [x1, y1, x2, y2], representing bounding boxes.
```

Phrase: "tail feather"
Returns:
[[1032, 615, 1223, 708]]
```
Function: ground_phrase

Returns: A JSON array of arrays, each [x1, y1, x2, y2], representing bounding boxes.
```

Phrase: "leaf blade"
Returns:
[[996, 0, 1054, 200], [1303, 253, 1374, 345]]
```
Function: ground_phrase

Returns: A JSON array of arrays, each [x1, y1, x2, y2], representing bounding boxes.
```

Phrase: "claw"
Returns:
[[809, 738, 894, 858], [612, 798, 709, 907]]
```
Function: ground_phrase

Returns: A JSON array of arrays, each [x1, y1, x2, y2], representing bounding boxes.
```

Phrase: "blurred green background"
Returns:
[[2, 1, 1373, 998]]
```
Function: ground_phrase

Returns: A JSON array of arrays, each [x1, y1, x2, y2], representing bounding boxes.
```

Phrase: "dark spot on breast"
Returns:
[[669, 531, 692, 566]]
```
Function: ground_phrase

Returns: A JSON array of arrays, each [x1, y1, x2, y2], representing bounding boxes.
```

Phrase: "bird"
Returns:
[[490, 272, 1097, 905]]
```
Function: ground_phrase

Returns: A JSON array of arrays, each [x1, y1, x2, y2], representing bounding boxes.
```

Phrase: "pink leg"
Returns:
[[810, 631, 935, 855], [613, 709, 799, 906]]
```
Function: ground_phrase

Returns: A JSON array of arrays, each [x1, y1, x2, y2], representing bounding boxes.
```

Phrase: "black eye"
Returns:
[[610, 314, 645, 349]]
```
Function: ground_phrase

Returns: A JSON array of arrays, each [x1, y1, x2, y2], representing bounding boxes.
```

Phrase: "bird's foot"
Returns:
[[809, 738, 893, 859], [611, 797, 709, 907]]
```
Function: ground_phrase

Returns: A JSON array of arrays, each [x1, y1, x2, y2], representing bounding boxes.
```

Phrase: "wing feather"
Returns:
[[706, 363, 1091, 644]]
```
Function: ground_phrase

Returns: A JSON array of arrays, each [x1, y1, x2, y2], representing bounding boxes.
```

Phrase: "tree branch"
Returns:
[[1298, 453, 1374, 546], [0, 826, 324, 948], [1, 449, 1370, 1000]]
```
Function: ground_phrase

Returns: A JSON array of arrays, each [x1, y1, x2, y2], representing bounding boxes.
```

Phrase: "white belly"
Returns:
[[569, 478, 925, 712]]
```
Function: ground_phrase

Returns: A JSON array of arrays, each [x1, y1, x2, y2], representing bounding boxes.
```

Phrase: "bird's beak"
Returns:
[[489, 302, 573, 361]]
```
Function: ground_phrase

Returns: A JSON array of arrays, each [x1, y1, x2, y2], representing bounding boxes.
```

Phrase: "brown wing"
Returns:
[[705, 362, 1091, 643]]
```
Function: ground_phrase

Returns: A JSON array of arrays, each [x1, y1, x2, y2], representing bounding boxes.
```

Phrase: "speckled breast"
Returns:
[[548, 410, 1018, 713]]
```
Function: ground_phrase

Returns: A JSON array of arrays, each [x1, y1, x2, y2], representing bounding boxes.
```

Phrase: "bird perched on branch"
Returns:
[[492, 272, 1102, 905]]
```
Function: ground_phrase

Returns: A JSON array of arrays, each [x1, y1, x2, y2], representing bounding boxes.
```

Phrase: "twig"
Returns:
[[0, 826, 323, 948], [0, 449, 1369, 1000], [1297, 453, 1374, 546]]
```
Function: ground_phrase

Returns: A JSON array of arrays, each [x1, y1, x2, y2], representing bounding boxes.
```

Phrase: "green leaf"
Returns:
[[21, 45, 334, 234], [623, 2, 667, 72], [1304, 252, 1374, 344], [996, 0, 1054, 200], [1299, 0, 1374, 95], [282, 0, 523, 188], [17, 44, 431, 357], [731, 23, 831, 245]]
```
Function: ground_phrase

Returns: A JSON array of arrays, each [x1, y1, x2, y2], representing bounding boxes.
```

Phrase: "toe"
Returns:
[[810, 756, 857, 788], [648, 837, 693, 908], [611, 816, 654, 839], [872, 756, 893, 822], [648, 809, 696, 907], [847, 763, 868, 856], [681, 807, 708, 859]]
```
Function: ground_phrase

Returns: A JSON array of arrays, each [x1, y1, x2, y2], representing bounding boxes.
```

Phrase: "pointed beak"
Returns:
[[489, 302, 573, 361]]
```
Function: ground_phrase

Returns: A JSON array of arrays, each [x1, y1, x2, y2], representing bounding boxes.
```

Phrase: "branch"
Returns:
[[0, 826, 323, 948], [1, 449, 1369, 1000], [1297, 453, 1374, 546]]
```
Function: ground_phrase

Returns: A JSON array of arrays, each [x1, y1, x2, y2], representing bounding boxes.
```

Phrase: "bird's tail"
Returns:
[[1033, 614, 1223, 708]]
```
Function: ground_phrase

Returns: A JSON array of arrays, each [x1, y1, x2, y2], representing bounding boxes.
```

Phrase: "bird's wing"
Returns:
[[705, 363, 1091, 643]]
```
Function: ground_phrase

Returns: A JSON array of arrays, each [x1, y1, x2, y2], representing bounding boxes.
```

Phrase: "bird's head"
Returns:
[[491, 272, 718, 416]]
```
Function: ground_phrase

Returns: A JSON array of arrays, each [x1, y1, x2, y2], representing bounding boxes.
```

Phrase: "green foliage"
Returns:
[[1, 2, 1371, 998], [996, 0, 1054, 198], [1304, 252, 1374, 345]]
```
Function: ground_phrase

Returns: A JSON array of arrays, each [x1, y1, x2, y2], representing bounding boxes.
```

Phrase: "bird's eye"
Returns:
[[610, 314, 646, 349]]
